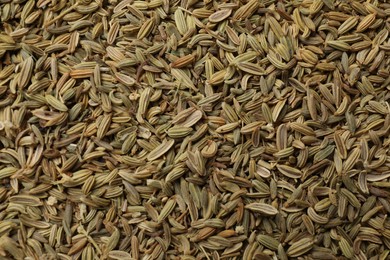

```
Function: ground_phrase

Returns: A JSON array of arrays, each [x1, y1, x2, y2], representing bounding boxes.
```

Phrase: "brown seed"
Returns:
[[170, 54, 195, 68], [147, 139, 175, 161], [208, 9, 232, 23], [286, 237, 314, 257], [245, 203, 278, 215], [356, 13, 376, 32]]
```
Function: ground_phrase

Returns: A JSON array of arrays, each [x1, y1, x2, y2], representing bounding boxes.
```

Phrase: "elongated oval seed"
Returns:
[[208, 9, 232, 23], [147, 139, 175, 161], [356, 13, 376, 32], [45, 94, 68, 111], [167, 126, 193, 138], [177, 110, 203, 127], [158, 198, 176, 223], [287, 237, 314, 257], [18, 56, 34, 89], [245, 203, 278, 215], [276, 165, 302, 179], [9, 195, 42, 206], [257, 234, 280, 250]]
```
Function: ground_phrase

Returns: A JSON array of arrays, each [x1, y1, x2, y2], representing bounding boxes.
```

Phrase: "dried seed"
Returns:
[[208, 9, 232, 23], [245, 203, 278, 216], [147, 139, 175, 161], [286, 237, 314, 257]]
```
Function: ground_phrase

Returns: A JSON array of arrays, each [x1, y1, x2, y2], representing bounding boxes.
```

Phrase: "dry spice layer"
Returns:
[[0, 0, 390, 259]]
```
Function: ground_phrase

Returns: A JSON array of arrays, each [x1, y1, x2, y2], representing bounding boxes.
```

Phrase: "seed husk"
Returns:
[[257, 234, 280, 250], [147, 139, 175, 161], [208, 9, 232, 23], [245, 203, 278, 216], [286, 237, 314, 257]]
